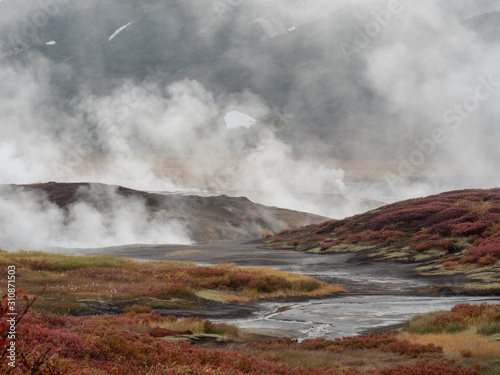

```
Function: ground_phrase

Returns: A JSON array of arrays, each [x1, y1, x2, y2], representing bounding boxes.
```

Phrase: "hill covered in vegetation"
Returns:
[[2, 298, 495, 374], [263, 189, 500, 294]]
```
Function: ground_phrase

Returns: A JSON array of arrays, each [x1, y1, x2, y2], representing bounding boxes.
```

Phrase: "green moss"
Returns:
[[195, 290, 227, 303], [383, 251, 413, 261], [33, 300, 88, 315], [453, 237, 471, 249], [415, 260, 500, 278], [476, 322, 500, 336], [123, 304, 152, 314], [260, 243, 295, 250], [414, 264, 461, 276], [475, 273, 500, 282], [323, 243, 376, 253], [463, 282, 500, 292], [296, 243, 319, 252], [150, 299, 202, 309], [306, 247, 322, 254], [414, 249, 445, 262]]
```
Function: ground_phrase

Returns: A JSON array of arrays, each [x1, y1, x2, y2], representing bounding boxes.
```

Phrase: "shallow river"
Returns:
[[219, 295, 500, 339], [79, 242, 500, 339]]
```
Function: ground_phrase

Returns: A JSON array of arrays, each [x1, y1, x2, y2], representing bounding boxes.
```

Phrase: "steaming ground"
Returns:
[[0, 182, 328, 250], [1, 1, 500, 249], [0, 184, 191, 249]]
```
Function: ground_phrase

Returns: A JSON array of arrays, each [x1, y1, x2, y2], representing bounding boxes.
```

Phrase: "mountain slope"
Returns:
[[263, 189, 500, 293], [7, 182, 327, 244]]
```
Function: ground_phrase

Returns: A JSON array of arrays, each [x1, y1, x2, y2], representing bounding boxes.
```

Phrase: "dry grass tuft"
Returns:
[[149, 317, 206, 334], [0, 251, 345, 313], [399, 332, 500, 359]]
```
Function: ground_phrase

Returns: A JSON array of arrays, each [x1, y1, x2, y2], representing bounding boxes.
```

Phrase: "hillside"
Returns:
[[2, 182, 327, 245], [263, 189, 500, 294]]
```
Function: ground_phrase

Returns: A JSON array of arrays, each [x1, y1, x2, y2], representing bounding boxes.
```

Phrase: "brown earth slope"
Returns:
[[5, 182, 327, 242], [263, 189, 500, 294]]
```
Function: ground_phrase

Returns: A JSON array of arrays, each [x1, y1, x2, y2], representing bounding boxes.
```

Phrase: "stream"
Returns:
[[79, 242, 500, 339], [218, 295, 500, 339]]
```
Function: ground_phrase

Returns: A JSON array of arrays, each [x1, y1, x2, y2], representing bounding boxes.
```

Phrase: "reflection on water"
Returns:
[[221, 295, 500, 339]]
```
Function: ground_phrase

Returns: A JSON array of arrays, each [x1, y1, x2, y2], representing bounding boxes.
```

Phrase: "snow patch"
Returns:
[[108, 22, 131, 42], [45, 41, 56, 45], [224, 111, 257, 130], [288, 26, 296, 32]]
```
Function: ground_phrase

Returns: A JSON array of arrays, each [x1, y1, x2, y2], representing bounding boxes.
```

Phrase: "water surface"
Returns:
[[221, 295, 500, 339]]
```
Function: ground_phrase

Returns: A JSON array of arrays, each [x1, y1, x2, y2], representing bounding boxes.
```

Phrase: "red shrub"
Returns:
[[321, 241, 342, 250], [461, 237, 500, 264], [443, 261, 458, 270], [269, 333, 444, 358], [412, 239, 453, 253], [423, 207, 470, 226], [451, 221, 489, 236], [269, 237, 286, 244], [429, 313, 465, 328], [313, 234, 327, 242], [477, 254, 498, 266], [366, 204, 449, 231], [363, 363, 479, 375], [450, 303, 489, 318]]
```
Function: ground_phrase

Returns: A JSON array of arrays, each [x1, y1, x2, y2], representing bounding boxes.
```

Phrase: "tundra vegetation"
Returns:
[[1, 295, 497, 374], [264, 189, 500, 293], [0, 252, 497, 374], [0, 250, 344, 314]]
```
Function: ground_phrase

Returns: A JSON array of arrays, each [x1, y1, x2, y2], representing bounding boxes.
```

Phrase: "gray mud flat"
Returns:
[[77, 239, 433, 293], [73, 240, 500, 338]]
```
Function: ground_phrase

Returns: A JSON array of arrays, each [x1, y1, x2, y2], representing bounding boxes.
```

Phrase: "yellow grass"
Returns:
[[239, 266, 346, 297], [220, 294, 252, 303], [149, 318, 206, 334], [163, 250, 202, 258], [0, 250, 345, 314], [0, 249, 136, 268], [399, 332, 500, 359]]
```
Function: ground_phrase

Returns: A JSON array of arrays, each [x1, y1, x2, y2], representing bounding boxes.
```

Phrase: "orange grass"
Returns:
[[399, 333, 500, 359], [0, 250, 344, 314]]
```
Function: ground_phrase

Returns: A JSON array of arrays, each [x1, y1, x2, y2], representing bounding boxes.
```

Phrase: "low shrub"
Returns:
[[404, 304, 500, 334], [123, 304, 152, 314], [253, 333, 442, 358], [476, 321, 500, 336]]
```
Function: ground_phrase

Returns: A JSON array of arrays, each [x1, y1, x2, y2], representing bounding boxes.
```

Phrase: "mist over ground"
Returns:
[[0, 0, 499, 248]]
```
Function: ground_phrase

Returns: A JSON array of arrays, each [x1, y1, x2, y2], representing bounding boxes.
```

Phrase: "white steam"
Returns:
[[234, 133, 353, 217], [1, 1, 500, 249], [0, 185, 191, 250]]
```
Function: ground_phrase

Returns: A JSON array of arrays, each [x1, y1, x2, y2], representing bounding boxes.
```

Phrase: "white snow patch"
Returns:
[[45, 41, 56, 45], [108, 22, 131, 42], [224, 111, 257, 130], [288, 26, 296, 32]]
